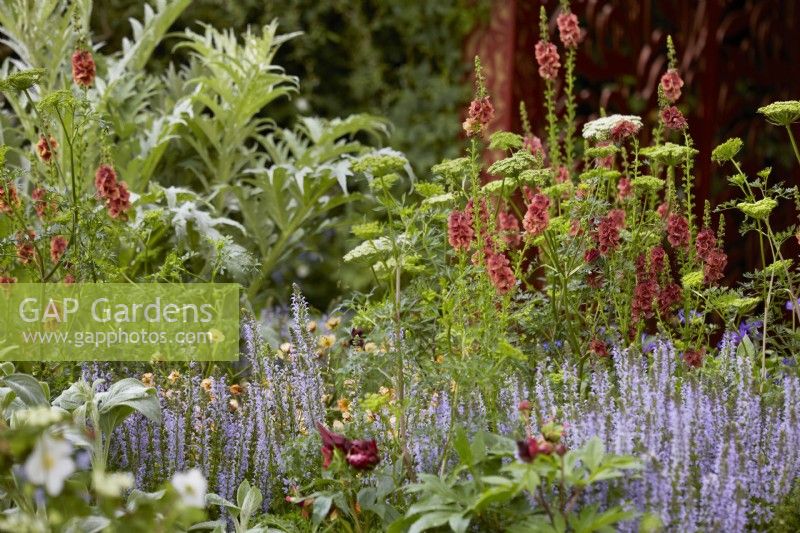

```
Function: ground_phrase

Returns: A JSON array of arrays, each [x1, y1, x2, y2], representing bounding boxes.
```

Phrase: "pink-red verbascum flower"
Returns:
[[666, 214, 690, 249], [498, 210, 522, 248], [518, 400, 532, 414], [556, 166, 570, 184], [661, 106, 688, 130], [632, 278, 658, 323], [523, 193, 550, 236], [36, 135, 58, 163], [617, 177, 632, 200], [660, 68, 684, 103], [650, 246, 666, 276], [695, 228, 716, 261], [523, 135, 544, 157], [447, 210, 474, 250], [595, 209, 625, 255], [703, 247, 727, 285], [50, 236, 67, 263], [31, 187, 48, 218], [15, 229, 35, 265], [534, 41, 560, 81], [517, 437, 556, 462], [589, 338, 609, 357], [94, 164, 131, 219], [71, 50, 96, 87], [463, 96, 495, 137], [0, 183, 20, 215], [556, 12, 582, 48], [486, 251, 516, 294], [610, 120, 640, 143], [315, 422, 379, 471], [658, 282, 682, 315], [596, 218, 620, 255]]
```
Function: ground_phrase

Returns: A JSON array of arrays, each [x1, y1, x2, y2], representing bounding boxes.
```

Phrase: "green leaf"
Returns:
[[453, 426, 472, 465], [95, 378, 161, 436], [737, 335, 756, 358], [109, 0, 193, 78], [0, 387, 15, 412], [187, 520, 227, 531], [581, 437, 605, 472], [239, 484, 263, 527], [3, 373, 48, 407], [638, 512, 664, 532], [408, 511, 457, 533], [471, 485, 517, 513], [236, 479, 251, 507], [470, 430, 487, 464], [206, 493, 238, 512], [357, 487, 377, 508], [448, 513, 471, 533], [52, 380, 92, 411], [311, 495, 333, 525], [63, 515, 111, 533]]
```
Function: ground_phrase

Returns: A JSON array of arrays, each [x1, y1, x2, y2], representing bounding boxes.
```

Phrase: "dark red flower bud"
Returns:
[[683, 348, 705, 368], [346, 439, 380, 470]]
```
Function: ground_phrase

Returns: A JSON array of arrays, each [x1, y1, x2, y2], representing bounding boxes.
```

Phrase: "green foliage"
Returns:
[[392, 430, 641, 532], [0, 365, 202, 532], [770, 482, 800, 532], [89, 0, 489, 174], [202, 479, 264, 533], [176, 21, 299, 191], [0, 0, 398, 304]]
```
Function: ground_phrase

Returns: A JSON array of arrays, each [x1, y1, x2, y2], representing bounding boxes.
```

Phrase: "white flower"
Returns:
[[13, 406, 66, 428], [343, 234, 410, 263], [24, 433, 75, 496], [582, 114, 643, 141], [92, 470, 134, 498], [421, 193, 455, 206], [171, 468, 207, 508]]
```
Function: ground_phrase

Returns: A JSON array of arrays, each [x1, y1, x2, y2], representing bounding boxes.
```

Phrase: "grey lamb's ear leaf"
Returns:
[[95, 378, 161, 436], [2, 373, 48, 407], [52, 379, 92, 412]]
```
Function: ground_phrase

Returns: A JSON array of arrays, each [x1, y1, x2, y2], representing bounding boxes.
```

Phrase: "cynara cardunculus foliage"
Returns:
[[97, 289, 327, 508]]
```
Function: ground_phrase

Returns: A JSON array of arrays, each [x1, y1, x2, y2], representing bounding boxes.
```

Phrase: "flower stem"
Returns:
[[786, 125, 800, 168]]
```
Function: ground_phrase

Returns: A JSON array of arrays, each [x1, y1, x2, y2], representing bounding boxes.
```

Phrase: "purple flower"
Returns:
[[677, 309, 702, 324]]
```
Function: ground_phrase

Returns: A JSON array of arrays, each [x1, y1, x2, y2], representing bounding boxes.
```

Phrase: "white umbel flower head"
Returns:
[[24, 433, 75, 496], [582, 114, 643, 141], [171, 468, 207, 508], [343, 234, 410, 263]]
